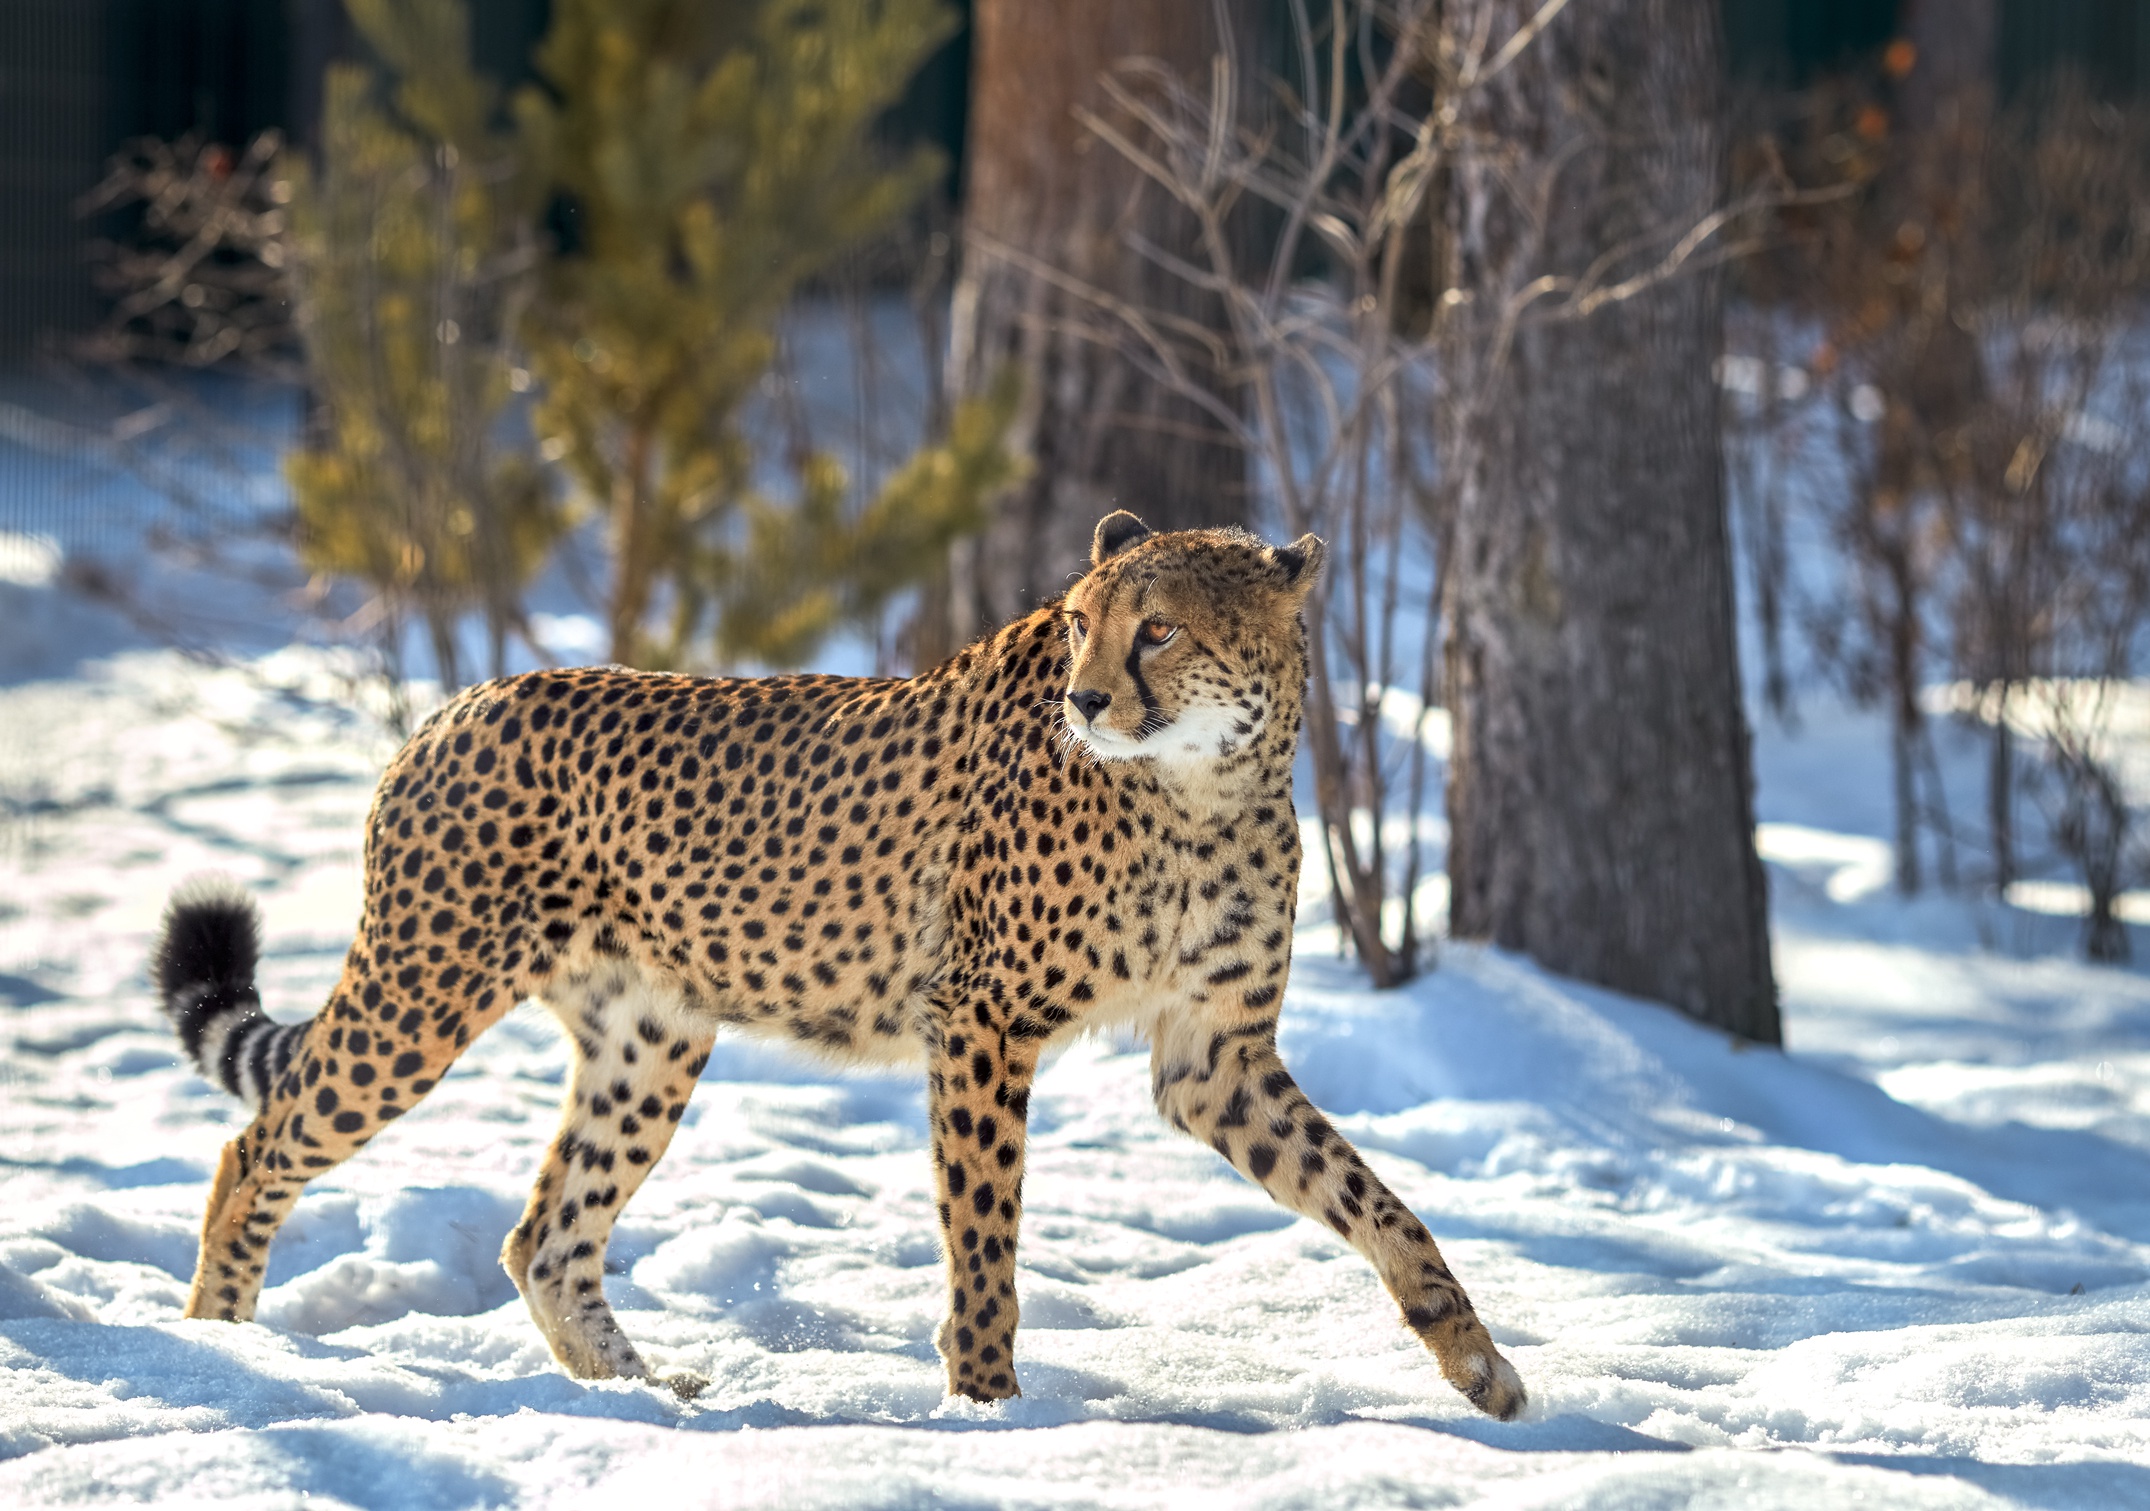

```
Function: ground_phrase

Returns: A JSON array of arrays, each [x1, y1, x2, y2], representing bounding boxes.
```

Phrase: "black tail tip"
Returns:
[[153, 873, 262, 1005]]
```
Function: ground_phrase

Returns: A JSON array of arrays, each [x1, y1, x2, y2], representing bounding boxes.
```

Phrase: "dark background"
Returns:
[[1, 0, 2145, 365]]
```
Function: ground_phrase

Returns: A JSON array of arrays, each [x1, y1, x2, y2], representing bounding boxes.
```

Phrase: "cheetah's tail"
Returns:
[[152, 874, 298, 1110]]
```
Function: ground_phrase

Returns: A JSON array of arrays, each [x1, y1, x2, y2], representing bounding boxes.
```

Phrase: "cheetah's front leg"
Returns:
[[1152, 1017, 1527, 1420], [926, 1009, 1036, 1401]]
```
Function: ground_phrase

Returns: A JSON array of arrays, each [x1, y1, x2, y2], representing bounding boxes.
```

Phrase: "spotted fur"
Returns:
[[152, 512, 1526, 1419]]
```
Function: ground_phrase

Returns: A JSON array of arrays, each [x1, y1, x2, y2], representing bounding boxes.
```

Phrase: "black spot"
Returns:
[[1405, 1296, 1454, 1330]]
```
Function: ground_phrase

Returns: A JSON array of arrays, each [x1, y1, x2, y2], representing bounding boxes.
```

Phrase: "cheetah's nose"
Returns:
[[1068, 689, 1111, 723]]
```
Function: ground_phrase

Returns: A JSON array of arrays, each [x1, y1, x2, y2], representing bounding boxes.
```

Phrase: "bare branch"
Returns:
[[1458, 0, 1573, 91]]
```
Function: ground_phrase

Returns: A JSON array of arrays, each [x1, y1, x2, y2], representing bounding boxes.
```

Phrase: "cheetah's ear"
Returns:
[[1269, 533, 1326, 594], [1091, 511, 1153, 568]]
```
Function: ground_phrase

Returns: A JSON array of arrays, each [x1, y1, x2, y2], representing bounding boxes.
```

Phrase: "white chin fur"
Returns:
[[1069, 704, 1248, 769], [1068, 725, 1144, 762]]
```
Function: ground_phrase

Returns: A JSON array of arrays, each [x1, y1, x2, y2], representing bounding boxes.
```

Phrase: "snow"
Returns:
[[2, 638, 2147, 1509], [4, 337, 2150, 1504]]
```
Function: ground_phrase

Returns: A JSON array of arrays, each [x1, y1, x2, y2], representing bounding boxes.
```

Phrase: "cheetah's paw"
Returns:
[[1463, 1351, 1528, 1421], [662, 1370, 710, 1401]]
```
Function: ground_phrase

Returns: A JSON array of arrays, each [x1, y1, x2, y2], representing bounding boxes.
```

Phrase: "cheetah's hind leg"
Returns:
[[503, 957, 713, 1388]]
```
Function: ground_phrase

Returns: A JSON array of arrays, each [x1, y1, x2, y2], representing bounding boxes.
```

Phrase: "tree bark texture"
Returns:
[[935, 0, 1250, 648], [1439, 0, 1779, 1041]]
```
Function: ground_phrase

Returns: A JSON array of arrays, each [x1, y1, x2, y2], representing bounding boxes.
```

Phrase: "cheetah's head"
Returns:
[[1060, 511, 1324, 772]]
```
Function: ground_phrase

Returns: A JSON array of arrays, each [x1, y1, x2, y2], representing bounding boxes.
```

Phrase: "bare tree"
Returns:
[[2037, 684, 2138, 963], [1436, 0, 1779, 1040], [1949, 82, 2150, 908], [1011, 0, 1798, 1008], [1832, 11, 1990, 899], [75, 132, 298, 374], [927, 0, 1259, 661], [1037, 2, 1463, 985], [1732, 53, 2150, 932]]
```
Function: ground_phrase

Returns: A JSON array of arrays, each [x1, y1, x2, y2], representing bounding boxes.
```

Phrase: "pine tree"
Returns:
[[713, 369, 1025, 666], [282, 0, 561, 691], [520, 0, 988, 669]]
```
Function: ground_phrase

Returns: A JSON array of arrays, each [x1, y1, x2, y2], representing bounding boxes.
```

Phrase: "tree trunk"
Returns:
[[1885, 536, 1925, 896], [1897, 0, 1996, 151], [1439, 0, 1779, 1042], [928, 0, 1250, 654], [1989, 686, 2014, 892], [1898, 0, 2002, 892]]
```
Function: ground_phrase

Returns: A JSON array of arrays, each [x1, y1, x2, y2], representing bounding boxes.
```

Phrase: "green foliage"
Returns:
[[281, 0, 1015, 677], [518, 0, 975, 668], [281, 0, 561, 687], [714, 370, 1028, 665]]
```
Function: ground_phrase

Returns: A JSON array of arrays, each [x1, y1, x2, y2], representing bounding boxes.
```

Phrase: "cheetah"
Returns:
[[151, 511, 1527, 1419]]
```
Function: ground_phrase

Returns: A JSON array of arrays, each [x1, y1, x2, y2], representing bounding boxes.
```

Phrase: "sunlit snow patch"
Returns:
[[1328, 683, 1453, 757], [1756, 822, 1894, 903], [528, 612, 609, 664], [1928, 676, 2150, 797], [2003, 879, 2150, 926], [0, 531, 61, 588]]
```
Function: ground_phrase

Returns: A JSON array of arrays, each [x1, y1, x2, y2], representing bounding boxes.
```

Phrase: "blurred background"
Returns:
[[0, 0, 2146, 1027]]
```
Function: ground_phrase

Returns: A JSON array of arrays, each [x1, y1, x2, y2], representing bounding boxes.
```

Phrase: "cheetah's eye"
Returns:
[[1068, 611, 1089, 640], [1137, 619, 1178, 647]]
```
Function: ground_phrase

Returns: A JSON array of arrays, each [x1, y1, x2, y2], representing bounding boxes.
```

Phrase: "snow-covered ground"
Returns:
[[2, 629, 2148, 1508], [3, 322, 2149, 1505]]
